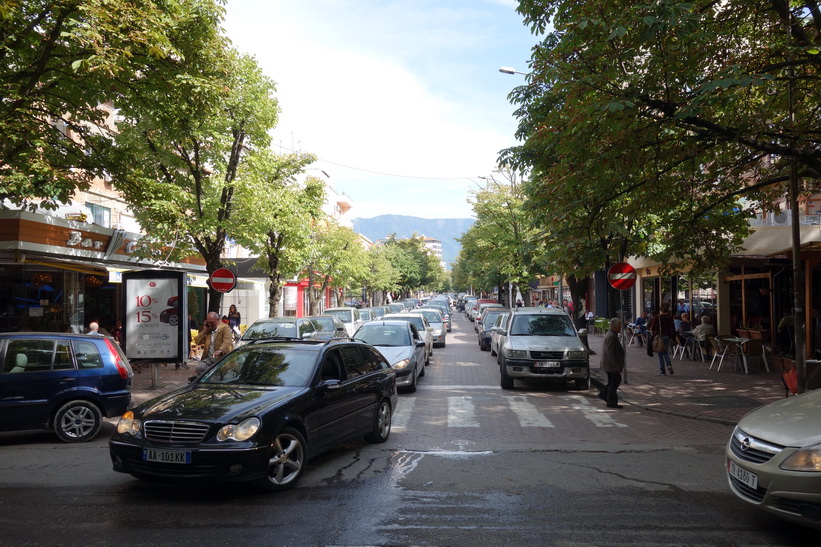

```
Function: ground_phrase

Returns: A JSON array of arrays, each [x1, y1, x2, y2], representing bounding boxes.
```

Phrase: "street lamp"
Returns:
[[499, 66, 528, 75]]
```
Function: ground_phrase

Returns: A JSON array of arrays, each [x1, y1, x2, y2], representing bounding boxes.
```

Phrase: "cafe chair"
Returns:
[[742, 338, 769, 373], [627, 324, 644, 347], [709, 335, 732, 371]]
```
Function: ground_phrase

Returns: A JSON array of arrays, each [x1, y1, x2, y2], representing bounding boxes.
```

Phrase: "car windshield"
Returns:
[[355, 325, 411, 347], [419, 310, 442, 323], [397, 316, 424, 330], [199, 346, 317, 387], [324, 310, 352, 322], [243, 321, 297, 340], [510, 315, 576, 336], [359, 310, 373, 321], [311, 317, 334, 330], [483, 311, 504, 327]]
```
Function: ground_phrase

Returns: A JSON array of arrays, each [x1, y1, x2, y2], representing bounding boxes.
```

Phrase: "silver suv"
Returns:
[[495, 307, 589, 390]]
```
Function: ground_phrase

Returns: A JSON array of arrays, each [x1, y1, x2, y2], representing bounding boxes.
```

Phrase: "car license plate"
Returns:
[[142, 448, 191, 464], [535, 361, 562, 368], [728, 460, 758, 490]]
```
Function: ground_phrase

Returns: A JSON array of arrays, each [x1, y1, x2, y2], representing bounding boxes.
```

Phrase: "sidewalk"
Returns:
[[587, 332, 786, 425], [129, 360, 199, 405]]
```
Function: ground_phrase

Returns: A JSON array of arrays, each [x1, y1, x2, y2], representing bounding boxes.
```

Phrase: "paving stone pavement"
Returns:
[[586, 331, 787, 425], [127, 317, 790, 427]]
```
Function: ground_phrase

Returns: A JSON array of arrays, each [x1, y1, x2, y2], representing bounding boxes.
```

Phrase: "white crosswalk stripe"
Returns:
[[447, 396, 480, 427], [562, 395, 627, 428], [392, 396, 415, 428], [505, 396, 555, 427]]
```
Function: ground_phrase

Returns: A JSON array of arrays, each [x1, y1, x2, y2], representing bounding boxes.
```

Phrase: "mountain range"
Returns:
[[352, 215, 475, 266]]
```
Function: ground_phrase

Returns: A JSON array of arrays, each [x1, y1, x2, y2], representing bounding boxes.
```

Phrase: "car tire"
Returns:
[[53, 400, 102, 443], [441, 337, 446, 348], [419, 361, 426, 377], [256, 427, 307, 492], [168, 314, 179, 326], [364, 399, 392, 443], [490, 344, 497, 357], [500, 358, 514, 390], [575, 376, 590, 391], [425, 351, 430, 366], [406, 366, 418, 393]]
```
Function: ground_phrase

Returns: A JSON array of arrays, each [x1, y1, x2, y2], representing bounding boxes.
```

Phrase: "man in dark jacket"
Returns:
[[600, 317, 625, 409]]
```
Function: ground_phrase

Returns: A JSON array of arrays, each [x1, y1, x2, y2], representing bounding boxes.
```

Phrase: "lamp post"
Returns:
[[499, 66, 528, 76]]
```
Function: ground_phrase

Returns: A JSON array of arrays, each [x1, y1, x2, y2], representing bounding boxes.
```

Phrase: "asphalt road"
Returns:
[[0, 312, 817, 545]]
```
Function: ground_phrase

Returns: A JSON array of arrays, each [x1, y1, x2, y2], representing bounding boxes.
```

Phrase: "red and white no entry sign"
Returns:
[[607, 262, 636, 291], [209, 268, 237, 293]]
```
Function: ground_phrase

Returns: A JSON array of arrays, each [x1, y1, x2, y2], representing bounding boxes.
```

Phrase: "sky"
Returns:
[[221, 0, 537, 220]]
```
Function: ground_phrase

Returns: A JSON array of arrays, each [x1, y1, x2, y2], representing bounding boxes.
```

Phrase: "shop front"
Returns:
[[0, 209, 206, 334]]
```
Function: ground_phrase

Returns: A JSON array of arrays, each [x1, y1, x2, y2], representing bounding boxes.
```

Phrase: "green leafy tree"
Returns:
[[506, 0, 817, 272], [105, 36, 279, 313], [0, 0, 222, 209], [364, 245, 402, 306], [231, 151, 325, 317], [302, 222, 369, 314]]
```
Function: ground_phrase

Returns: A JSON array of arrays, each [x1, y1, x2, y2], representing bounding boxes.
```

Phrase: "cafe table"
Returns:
[[718, 336, 750, 374]]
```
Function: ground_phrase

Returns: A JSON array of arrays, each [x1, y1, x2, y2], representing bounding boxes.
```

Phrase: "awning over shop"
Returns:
[[734, 226, 821, 257]]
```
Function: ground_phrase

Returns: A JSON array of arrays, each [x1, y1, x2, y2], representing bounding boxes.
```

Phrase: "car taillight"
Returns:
[[105, 338, 130, 379]]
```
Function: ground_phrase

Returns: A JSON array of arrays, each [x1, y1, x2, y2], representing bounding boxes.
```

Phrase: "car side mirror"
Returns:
[[577, 328, 588, 335], [416, 340, 425, 348], [318, 379, 341, 391]]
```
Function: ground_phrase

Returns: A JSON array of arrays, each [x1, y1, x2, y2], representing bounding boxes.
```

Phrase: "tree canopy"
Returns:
[[0, 0, 225, 209], [503, 0, 821, 275]]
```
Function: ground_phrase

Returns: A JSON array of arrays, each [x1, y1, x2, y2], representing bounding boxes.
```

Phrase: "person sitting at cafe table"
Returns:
[[674, 312, 693, 358], [691, 315, 715, 357]]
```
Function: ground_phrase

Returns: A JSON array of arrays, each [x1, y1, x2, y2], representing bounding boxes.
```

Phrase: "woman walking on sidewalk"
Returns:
[[650, 303, 676, 375]]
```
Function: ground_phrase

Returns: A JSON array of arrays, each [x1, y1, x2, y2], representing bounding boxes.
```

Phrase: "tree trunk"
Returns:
[[267, 276, 282, 318], [566, 275, 590, 329]]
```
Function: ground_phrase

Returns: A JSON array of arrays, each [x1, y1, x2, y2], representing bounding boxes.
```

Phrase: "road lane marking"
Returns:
[[392, 396, 415, 428], [505, 396, 555, 427], [448, 396, 480, 427], [562, 395, 627, 428]]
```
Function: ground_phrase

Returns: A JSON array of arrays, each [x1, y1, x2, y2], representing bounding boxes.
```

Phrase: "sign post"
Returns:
[[608, 262, 636, 384], [209, 268, 237, 293]]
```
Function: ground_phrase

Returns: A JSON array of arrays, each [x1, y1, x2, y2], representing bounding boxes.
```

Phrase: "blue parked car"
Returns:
[[0, 332, 133, 442]]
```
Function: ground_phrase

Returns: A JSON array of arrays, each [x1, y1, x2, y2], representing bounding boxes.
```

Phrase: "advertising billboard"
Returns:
[[122, 270, 187, 363]]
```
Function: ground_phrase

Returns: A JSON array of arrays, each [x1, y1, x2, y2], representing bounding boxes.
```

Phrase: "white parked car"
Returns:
[[323, 307, 365, 337]]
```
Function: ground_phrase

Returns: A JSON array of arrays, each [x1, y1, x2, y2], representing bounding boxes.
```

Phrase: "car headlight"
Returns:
[[567, 350, 585, 360], [780, 445, 821, 471], [507, 349, 527, 358], [392, 358, 411, 370], [217, 417, 261, 442], [432, 328, 443, 335], [116, 410, 141, 436]]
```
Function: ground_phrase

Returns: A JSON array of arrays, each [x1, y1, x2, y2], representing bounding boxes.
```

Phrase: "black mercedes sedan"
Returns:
[[109, 338, 397, 491]]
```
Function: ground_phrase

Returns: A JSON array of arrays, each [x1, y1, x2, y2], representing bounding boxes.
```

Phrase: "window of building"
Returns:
[[86, 203, 110, 228]]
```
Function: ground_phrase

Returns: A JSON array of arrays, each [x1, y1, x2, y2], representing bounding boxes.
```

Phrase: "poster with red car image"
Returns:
[[122, 271, 186, 362]]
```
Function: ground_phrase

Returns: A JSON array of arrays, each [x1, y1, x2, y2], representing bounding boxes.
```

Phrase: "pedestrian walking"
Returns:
[[599, 317, 625, 409], [650, 303, 676, 375]]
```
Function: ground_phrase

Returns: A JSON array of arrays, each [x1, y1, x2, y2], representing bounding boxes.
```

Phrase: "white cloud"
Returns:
[[223, 0, 534, 219]]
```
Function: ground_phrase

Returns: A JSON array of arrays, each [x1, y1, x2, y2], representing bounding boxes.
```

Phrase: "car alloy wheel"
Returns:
[[54, 400, 102, 443], [259, 427, 306, 491], [364, 399, 392, 443]]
